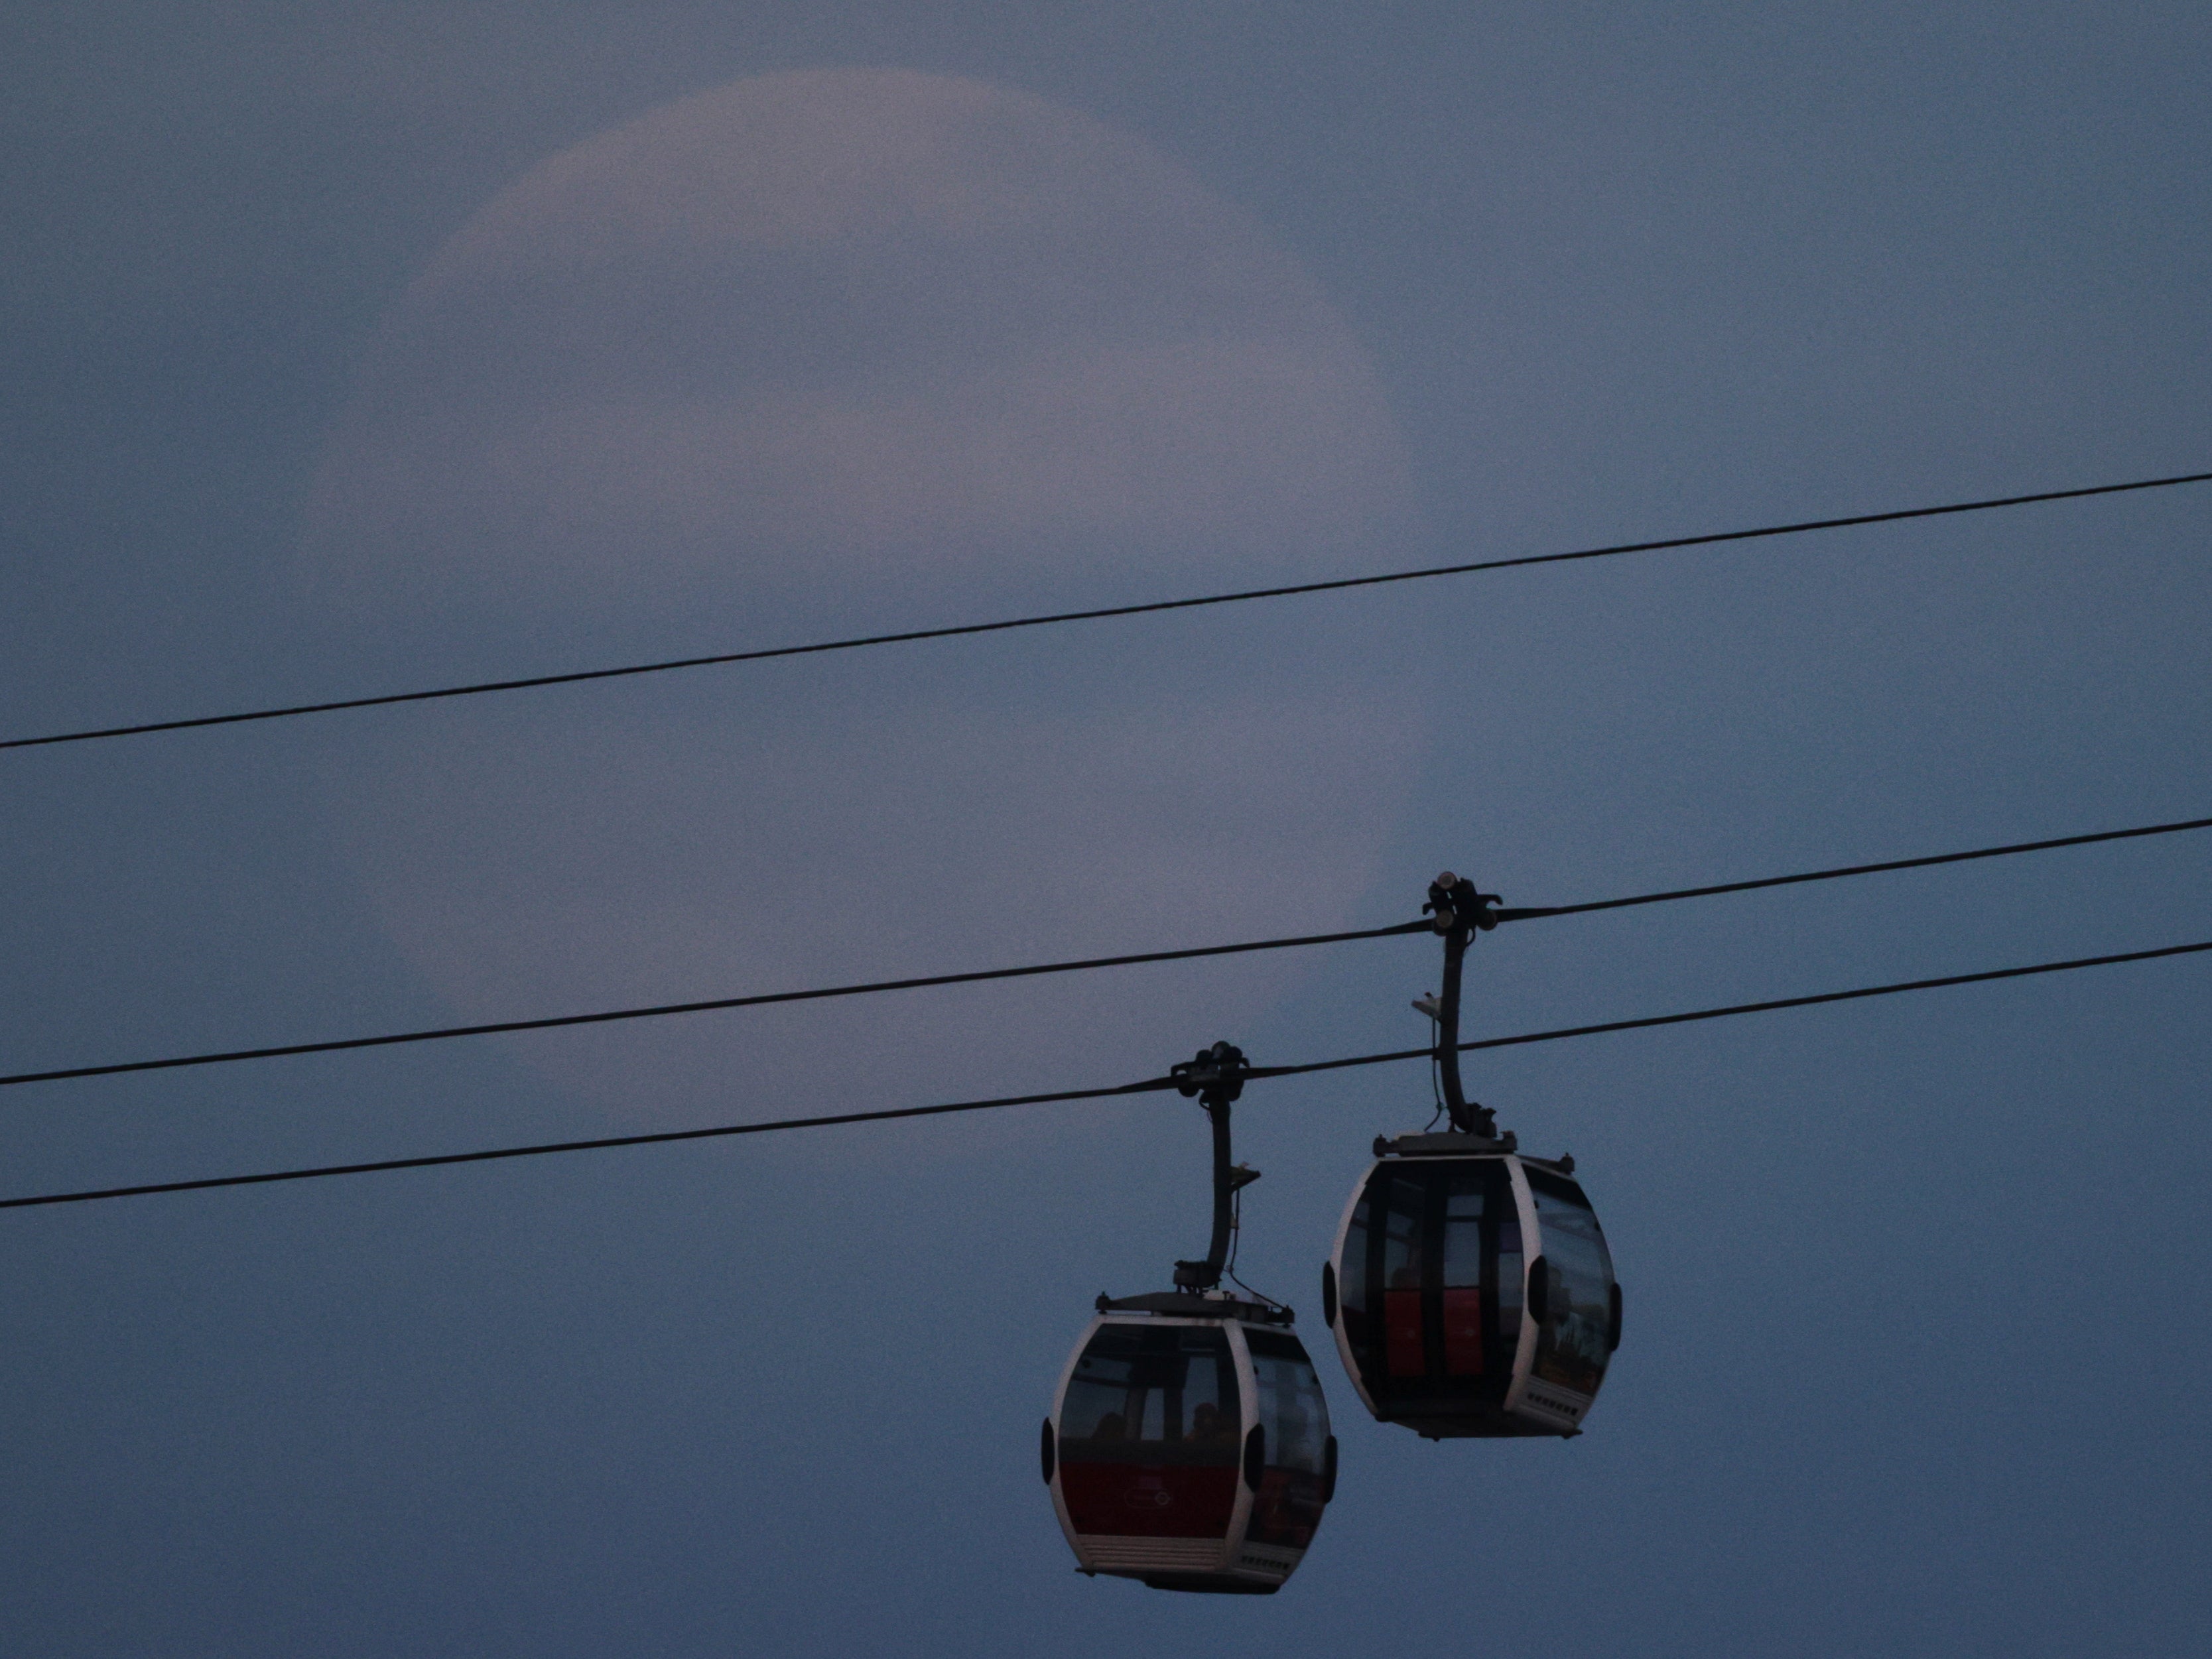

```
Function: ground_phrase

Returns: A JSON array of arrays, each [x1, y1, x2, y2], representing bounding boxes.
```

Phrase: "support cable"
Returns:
[[5, 936, 2205, 1211], [5, 813, 2205, 1091], [6, 469, 2205, 752], [0, 922, 1429, 1089], [1244, 938, 2212, 1082], [1494, 815, 2212, 920]]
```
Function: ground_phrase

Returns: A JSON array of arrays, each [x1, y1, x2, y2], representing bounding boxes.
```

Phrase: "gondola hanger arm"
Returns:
[[1169, 1042, 1250, 1292], [1423, 873, 1500, 1137]]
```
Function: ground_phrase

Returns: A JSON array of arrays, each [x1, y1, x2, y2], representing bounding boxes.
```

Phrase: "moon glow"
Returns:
[[301, 69, 1427, 1127]]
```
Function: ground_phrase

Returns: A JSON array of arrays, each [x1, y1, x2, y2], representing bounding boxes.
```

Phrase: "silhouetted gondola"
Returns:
[[1321, 876, 1621, 1438], [1043, 1044, 1337, 1593]]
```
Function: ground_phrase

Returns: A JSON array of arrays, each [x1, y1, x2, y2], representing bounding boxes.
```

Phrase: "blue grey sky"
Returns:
[[3, 5, 2209, 1655]]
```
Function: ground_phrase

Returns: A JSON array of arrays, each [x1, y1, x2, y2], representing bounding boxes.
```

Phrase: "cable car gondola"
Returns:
[[1321, 876, 1621, 1439], [1043, 1044, 1338, 1594]]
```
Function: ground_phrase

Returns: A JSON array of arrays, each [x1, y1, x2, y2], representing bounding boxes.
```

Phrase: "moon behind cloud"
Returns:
[[302, 69, 1429, 1134]]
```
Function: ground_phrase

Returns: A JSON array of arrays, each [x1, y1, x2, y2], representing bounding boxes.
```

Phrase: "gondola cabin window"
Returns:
[[1526, 1170, 1615, 1398], [1338, 1194, 1371, 1349], [1244, 1330, 1330, 1550], [1382, 1176, 1425, 1378], [1055, 1325, 1242, 1538], [1440, 1169, 1485, 1376]]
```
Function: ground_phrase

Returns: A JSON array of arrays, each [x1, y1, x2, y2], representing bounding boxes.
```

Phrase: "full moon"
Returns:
[[301, 69, 1427, 1130]]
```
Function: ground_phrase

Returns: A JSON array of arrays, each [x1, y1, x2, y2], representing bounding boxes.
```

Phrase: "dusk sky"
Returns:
[[5, 6, 2209, 1655]]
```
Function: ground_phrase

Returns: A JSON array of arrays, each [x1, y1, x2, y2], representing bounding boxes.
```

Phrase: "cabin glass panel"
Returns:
[[1380, 1177, 1425, 1379], [1348, 1160, 1518, 1410], [1527, 1170, 1615, 1398], [1243, 1329, 1329, 1550], [1338, 1194, 1371, 1351], [1059, 1324, 1241, 1451], [1440, 1169, 1486, 1377], [1057, 1323, 1242, 1539], [1496, 1206, 1524, 1345]]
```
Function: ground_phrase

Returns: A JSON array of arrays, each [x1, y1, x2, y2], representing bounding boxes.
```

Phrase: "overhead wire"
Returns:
[[1244, 938, 2212, 1081], [0, 921, 1429, 1089], [6, 936, 2205, 1211], [1491, 814, 2212, 920], [6, 812, 2206, 1091], [5, 469, 2205, 752]]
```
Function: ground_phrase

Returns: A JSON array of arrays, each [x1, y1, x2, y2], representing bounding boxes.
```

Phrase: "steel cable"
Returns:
[[5, 937, 2203, 1210], [7, 469, 2204, 751], [6, 813, 2205, 1091]]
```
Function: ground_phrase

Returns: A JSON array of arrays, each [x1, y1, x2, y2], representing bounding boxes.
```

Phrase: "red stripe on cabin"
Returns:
[[1059, 1463, 1238, 1538], [1386, 1289, 1425, 1377], [1442, 1286, 1483, 1376]]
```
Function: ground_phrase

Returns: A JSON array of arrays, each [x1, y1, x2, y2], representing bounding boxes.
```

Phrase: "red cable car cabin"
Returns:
[[1322, 1133, 1620, 1438], [1043, 1300, 1336, 1594]]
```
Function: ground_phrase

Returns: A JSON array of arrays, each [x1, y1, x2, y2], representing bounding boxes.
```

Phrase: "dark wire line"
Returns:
[[1246, 938, 2212, 1081], [8, 812, 2208, 1091], [1492, 815, 2212, 922], [5, 937, 2205, 1211], [7, 469, 2206, 752], [0, 921, 1430, 1089], [0, 1076, 1181, 1210]]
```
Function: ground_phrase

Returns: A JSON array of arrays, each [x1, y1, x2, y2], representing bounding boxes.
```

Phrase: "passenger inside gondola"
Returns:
[[1057, 1325, 1242, 1457], [1190, 1401, 1234, 1445], [1056, 1323, 1246, 1542]]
